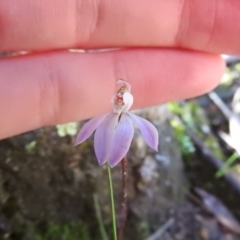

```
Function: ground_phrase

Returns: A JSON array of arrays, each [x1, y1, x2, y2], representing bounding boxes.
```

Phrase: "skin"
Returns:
[[1, 0, 240, 139]]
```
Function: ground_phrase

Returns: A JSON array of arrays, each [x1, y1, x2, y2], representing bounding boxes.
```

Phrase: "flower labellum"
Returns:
[[75, 79, 159, 167]]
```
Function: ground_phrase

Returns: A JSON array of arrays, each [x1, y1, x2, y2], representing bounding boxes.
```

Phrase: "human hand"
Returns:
[[1, 0, 239, 139]]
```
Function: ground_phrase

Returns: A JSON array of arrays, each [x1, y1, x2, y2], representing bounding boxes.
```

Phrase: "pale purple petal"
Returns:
[[94, 113, 119, 165], [109, 114, 134, 168], [128, 112, 159, 151], [75, 114, 109, 146]]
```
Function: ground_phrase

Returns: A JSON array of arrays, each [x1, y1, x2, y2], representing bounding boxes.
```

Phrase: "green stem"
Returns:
[[107, 165, 118, 240], [93, 194, 108, 240], [118, 157, 127, 240]]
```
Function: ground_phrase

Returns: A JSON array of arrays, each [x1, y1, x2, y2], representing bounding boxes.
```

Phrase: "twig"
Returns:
[[185, 126, 240, 195], [118, 157, 127, 240], [208, 90, 240, 154], [146, 218, 175, 240], [208, 91, 233, 119]]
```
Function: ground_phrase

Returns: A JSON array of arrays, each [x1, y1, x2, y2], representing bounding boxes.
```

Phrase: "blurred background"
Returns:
[[0, 52, 240, 240]]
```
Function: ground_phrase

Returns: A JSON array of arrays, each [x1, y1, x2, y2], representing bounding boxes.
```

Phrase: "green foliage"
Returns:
[[221, 64, 240, 86], [216, 152, 239, 177], [168, 101, 201, 130], [235, 63, 240, 72], [93, 194, 108, 240], [168, 101, 224, 160], [170, 118, 195, 156], [168, 102, 196, 156], [221, 67, 234, 85], [138, 221, 149, 239], [25, 140, 37, 153], [56, 122, 78, 137], [29, 221, 91, 240]]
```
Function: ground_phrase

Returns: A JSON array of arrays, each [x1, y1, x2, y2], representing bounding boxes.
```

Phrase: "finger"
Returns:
[[0, 0, 240, 54], [0, 49, 224, 139]]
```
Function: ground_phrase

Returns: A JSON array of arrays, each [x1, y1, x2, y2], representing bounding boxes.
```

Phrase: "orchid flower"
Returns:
[[75, 79, 159, 167]]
